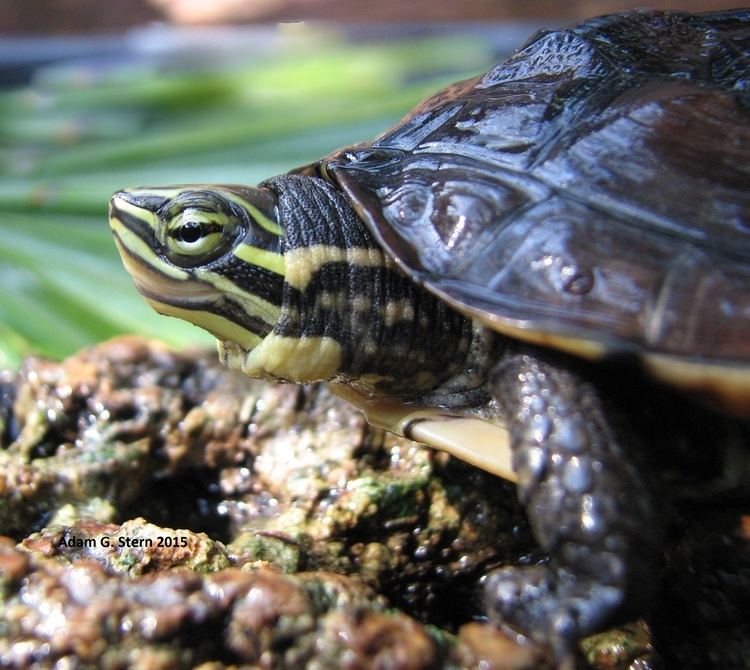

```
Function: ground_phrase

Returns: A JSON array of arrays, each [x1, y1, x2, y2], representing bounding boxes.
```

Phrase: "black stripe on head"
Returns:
[[212, 254, 285, 307], [109, 228, 168, 280], [135, 281, 274, 338], [110, 213, 190, 288], [221, 185, 282, 252], [110, 201, 157, 247], [244, 222, 282, 253], [212, 297, 274, 337]]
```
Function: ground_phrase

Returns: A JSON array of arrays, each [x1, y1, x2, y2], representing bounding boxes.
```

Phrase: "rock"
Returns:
[[2, 336, 746, 668]]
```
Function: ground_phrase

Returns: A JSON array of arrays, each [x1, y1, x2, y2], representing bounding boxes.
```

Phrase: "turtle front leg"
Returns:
[[486, 346, 664, 660]]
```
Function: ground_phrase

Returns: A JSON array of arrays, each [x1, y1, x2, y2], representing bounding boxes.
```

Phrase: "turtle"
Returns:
[[108, 8, 750, 663]]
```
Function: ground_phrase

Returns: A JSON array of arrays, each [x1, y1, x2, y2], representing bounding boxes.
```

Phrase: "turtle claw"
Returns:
[[485, 563, 621, 662]]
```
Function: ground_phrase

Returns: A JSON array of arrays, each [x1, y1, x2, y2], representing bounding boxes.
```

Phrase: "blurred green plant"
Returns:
[[0, 29, 496, 368]]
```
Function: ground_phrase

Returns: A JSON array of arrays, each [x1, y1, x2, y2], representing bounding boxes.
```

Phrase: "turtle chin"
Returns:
[[217, 339, 251, 374], [132, 270, 267, 356], [128, 266, 221, 327], [133, 276, 220, 305]]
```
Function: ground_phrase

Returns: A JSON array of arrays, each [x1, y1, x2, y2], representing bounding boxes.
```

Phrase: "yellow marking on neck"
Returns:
[[237, 333, 343, 382], [111, 219, 189, 281], [382, 298, 416, 327], [352, 296, 372, 312], [284, 245, 386, 290], [145, 297, 263, 351], [233, 244, 285, 275]]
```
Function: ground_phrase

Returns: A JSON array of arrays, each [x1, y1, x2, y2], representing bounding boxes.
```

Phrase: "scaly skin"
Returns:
[[487, 345, 664, 660]]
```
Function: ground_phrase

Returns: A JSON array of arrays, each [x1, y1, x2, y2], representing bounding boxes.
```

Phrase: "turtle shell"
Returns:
[[324, 9, 750, 410]]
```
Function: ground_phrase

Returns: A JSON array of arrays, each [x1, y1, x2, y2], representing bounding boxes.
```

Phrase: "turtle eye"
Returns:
[[165, 207, 238, 264]]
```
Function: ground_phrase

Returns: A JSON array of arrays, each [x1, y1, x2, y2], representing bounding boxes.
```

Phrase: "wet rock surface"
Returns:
[[0, 337, 746, 669]]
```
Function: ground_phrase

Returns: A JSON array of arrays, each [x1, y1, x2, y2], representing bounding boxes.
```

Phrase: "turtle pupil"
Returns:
[[180, 221, 202, 243]]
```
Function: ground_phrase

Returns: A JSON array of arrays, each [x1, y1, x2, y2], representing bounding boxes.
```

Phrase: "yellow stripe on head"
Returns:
[[110, 218, 189, 281], [233, 243, 285, 275], [222, 192, 283, 236], [145, 296, 263, 351], [194, 268, 282, 326], [111, 197, 160, 230]]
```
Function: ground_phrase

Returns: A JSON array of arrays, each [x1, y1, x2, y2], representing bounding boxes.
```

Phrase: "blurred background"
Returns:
[[0, 0, 740, 367]]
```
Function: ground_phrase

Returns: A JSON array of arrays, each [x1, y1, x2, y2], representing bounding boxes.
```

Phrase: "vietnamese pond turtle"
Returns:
[[108, 8, 750, 663]]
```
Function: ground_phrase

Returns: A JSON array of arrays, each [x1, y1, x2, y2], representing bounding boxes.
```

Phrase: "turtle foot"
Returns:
[[488, 345, 666, 663], [485, 563, 621, 662]]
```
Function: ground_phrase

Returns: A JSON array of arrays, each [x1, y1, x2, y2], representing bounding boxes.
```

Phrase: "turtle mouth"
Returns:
[[112, 231, 265, 350], [111, 232, 220, 307]]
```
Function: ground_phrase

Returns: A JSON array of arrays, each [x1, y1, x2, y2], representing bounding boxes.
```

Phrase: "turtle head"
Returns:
[[110, 176, 484, 395], [109, 185, 285, 358]]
